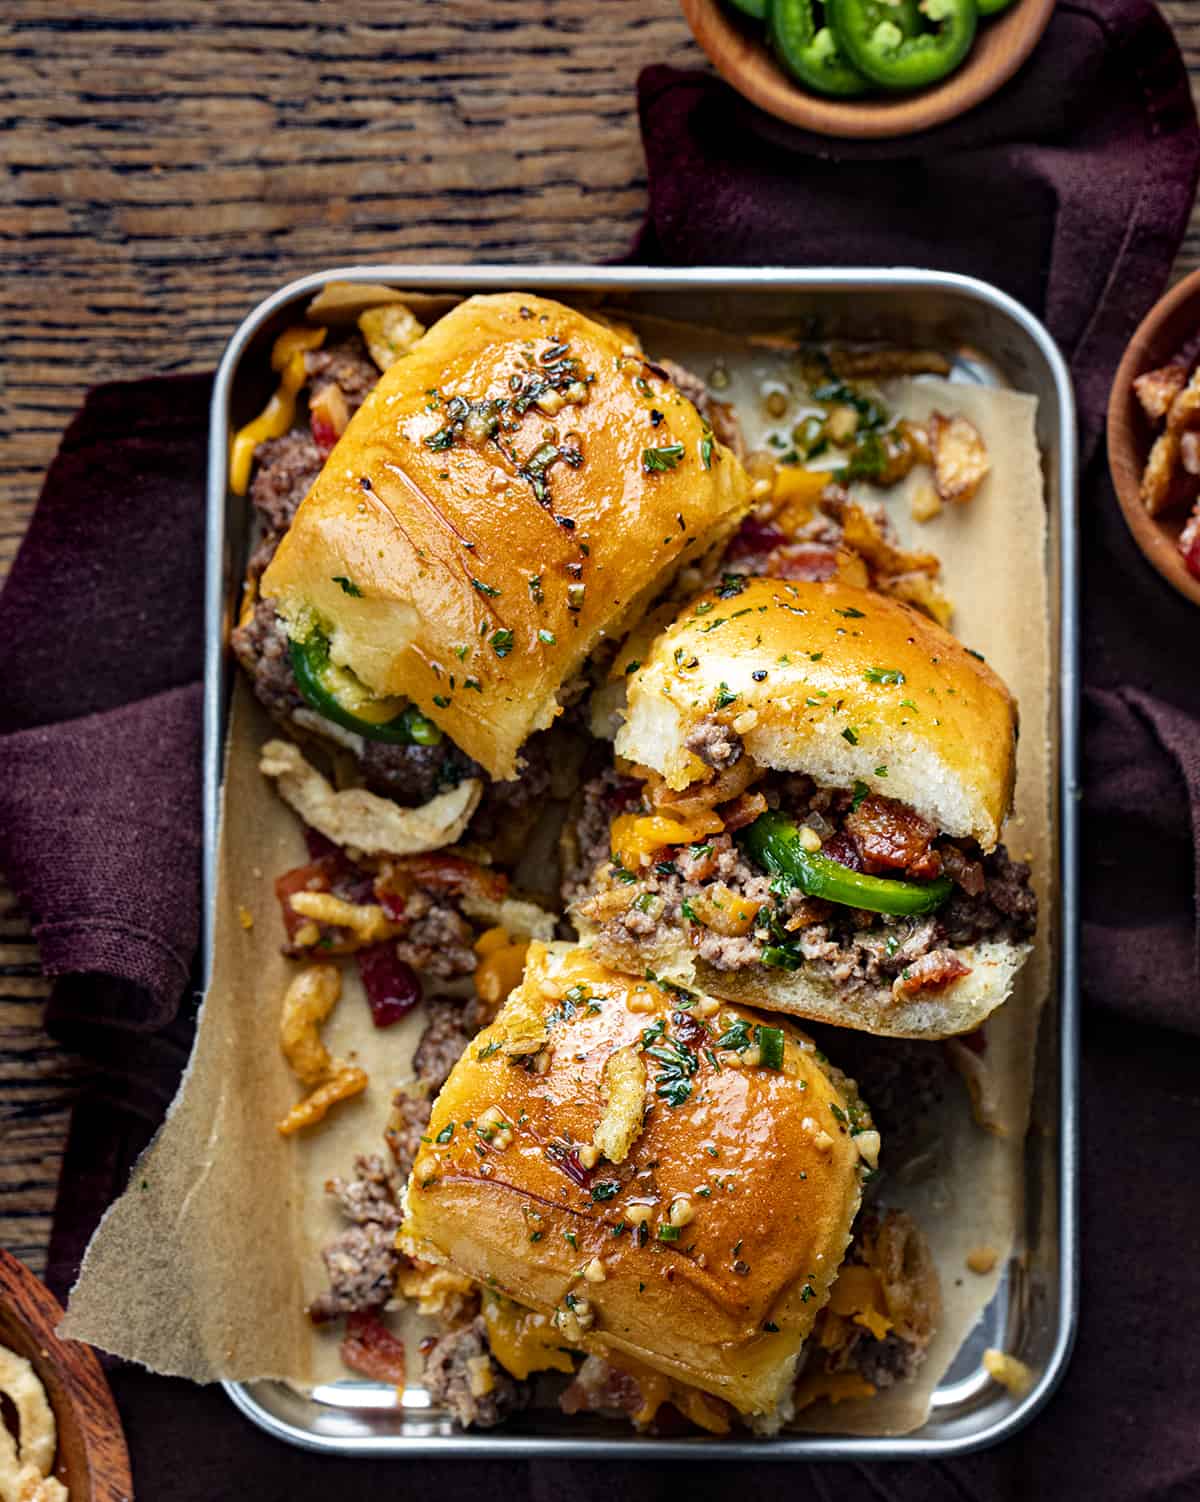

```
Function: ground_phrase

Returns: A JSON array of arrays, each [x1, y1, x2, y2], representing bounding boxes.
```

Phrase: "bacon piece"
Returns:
[[845, 795, 941, 878], [762, 541, 840, 581], [719, 790, 768, 833], [724, 516, 787, 564], [374, 852, 508, 920], [356, 943, 422, 1027], [560, 1357, 643, 1418], [892, 949, 971, 997], [1134, 362, 1189, 422], [941, 843, 985, 896], [339, 1311, 407, 1383], [821, 830, 864, 872]]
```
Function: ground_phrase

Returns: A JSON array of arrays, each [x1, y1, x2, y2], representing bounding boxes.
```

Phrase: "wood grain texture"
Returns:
[[0, 0, 1198, 1279]]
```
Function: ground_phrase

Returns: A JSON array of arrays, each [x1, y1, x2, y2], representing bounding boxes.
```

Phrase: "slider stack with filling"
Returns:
[[233, 292, 752, 828], [569, 578, 1036, 1038], [401, 942, 876, 1428]]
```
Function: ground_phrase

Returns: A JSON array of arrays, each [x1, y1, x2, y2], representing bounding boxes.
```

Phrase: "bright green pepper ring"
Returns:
[[739, 810, 954, 917], [976, 0, 1015, 13], [828, 0, 978, 91], [767, 0, 873, 97], [288, 631, 443, 746]]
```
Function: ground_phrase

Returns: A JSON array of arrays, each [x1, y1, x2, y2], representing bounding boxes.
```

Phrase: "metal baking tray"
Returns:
[[204, 266, 1079, 1459]]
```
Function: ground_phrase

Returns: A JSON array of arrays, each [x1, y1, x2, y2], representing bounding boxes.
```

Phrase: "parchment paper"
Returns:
[[62, 328, 1050, 1437]]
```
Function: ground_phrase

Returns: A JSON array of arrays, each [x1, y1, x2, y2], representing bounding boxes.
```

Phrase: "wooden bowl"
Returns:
[[0, 1251, 131, 1501], [680, 0, 1057, 140], [1107, 267, 1200, 609]]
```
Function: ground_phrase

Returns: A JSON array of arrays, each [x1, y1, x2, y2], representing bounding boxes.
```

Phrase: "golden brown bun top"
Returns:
[[402, 942, 868, 1415], [260, 293, 751, 780], [613, 577, 1018, 848]]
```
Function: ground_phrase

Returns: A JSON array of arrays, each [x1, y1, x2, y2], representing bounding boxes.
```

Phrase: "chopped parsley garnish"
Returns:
[[331, 575, 362, 597], [842, 726, 860, 745], [528, 574, 544, 603], [680, 897, 699, 923], [432, 694, 450, 708], [591, 1180, 621, 1202], [830, 1102, 848, 1126], [436, 1123, 455, 1143], [851, 779, 870, 811], [865, 666, 905, 685], [713, 682, 738, 710], [624, 658, 641, 675], [716, 574, 747, 599], [471, 578, 502, 598], [537, 628, 557, 645], [656, 1224, 681, 1242], [700, 433, 713, 469], [476, 1041, 500, 1061], [763, 1321, 780, 1332], [966, 647, 986, 661], [835, 606, 866, 619], [642, 443, 686, 473], [645, 1034, 698, 1107], [875, 765, 888, 777], [490, 628, 515, 657], [716, 1018, 752, 1051]]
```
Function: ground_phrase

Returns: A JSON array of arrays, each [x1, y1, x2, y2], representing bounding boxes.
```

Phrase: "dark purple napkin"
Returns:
[[0, 0, 1197, 1492]]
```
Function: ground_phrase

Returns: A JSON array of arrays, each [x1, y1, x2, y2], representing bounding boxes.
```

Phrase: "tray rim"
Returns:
[[204, 263, 1079, 1461]]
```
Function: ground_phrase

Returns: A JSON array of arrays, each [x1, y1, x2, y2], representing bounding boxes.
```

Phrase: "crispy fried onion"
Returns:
[[857, 1209, 941, 1348], [928, 411, 990, 504], [591, 1046, 647, 1165], [276, 964, 368, 1135], [488, 985, 549, 1060], [944, 1036, 1008, 1136], [358, 303, 426, 372], [259, 739, 481, 856], [0, 1344, 65, 1502], [821, 494, 940, 578], [459, 892, 557, 942]]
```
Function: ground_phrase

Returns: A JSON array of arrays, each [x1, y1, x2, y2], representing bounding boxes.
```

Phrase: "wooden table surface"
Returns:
[[2, 1, 1199, 1278]]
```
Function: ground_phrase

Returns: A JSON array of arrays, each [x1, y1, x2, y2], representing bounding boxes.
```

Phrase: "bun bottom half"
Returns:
[[572, 923, 1030, 1040]]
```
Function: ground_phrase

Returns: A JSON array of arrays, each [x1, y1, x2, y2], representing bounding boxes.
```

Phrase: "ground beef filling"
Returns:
[[309, 1154, 402, 1323], [422, 1316, 533, 1429], [386, 994, 487, 1180], [572, 767, 1036, 997]]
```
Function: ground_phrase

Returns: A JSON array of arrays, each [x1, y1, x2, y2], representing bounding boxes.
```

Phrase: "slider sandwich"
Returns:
[[401, 943, 877, 1427], [570, 578, 1036, 1038], [233, 292, 752, 820]]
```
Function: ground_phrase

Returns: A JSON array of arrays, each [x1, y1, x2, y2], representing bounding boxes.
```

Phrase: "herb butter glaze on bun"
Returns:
[[259, 293, 752, 782], [571, 578, 1037, 1040], [401, 943, 873, 1423], [612, 577, 1019, 849]]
